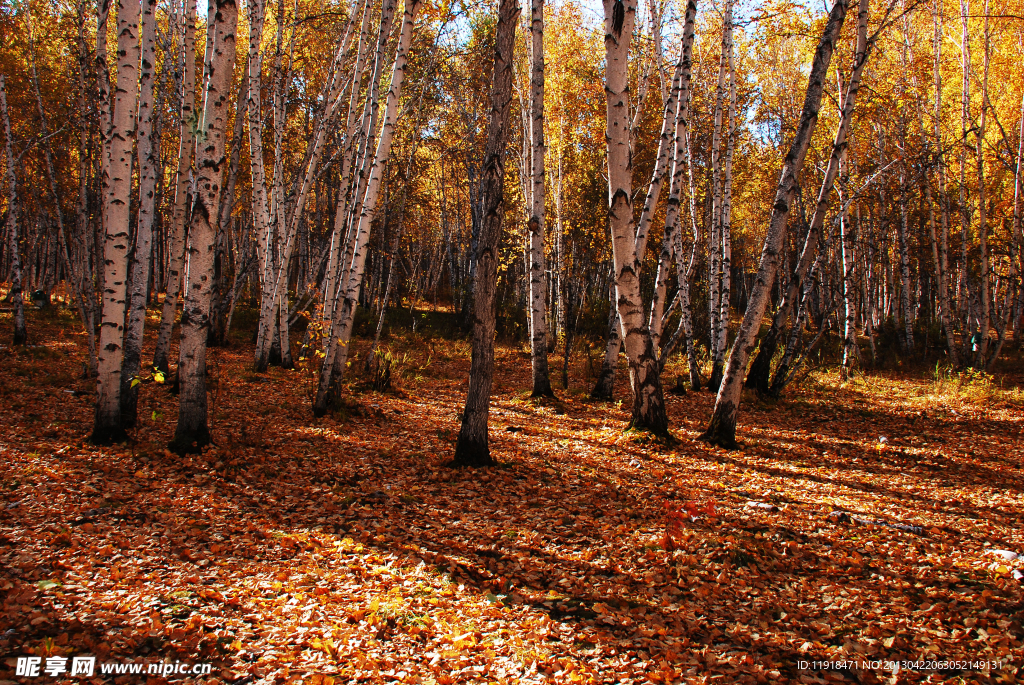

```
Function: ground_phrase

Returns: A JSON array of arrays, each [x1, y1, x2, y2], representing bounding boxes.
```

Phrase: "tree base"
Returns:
[[452, 432, 493, 467], [699, 403, 738, 449], [707, 363, 724, 392], [530, 384, 556, 399], [169, 428, 212, 456], [90, 424, 128, 446], [669, 375, 687, 395]]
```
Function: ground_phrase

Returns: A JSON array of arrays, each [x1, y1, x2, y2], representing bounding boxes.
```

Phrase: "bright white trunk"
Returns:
[[93, 0, 142, 443]]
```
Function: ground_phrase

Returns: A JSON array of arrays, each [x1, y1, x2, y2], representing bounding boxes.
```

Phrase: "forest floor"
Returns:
[[1, 307, 1023, 685]]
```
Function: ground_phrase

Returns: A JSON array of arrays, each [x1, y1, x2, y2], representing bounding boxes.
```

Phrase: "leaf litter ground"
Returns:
[[1, 313, 1022, 684]]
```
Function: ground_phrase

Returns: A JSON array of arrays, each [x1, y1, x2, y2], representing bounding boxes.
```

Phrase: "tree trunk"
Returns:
[[0, 75, 26, 345], [839, 147, 858, 379], [974, 0, 990, 365], [313, 0, 420, 416], [650, 0, 697, 363], [452, 0, 520, 466], [121, 0, 159, 428], [602, 0, 668, 436], [527, 0, 553, 398], [707, 0, 734, 391], [591, 283, 621, 400], [92, 0, 142, 444], [171, 0, 238, 454], [702, 0, 848, 448], [897, 181, 915, 353], [153, 0, 198, 374], [745, 0, 870, 394], [1011, 92, 1023, 346]]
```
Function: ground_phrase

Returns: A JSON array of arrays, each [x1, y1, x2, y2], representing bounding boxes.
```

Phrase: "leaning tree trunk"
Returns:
[[452, 0, 520, 466], [313, 0, 420, 416], [650, 0, 697, 367], [121, 0, 159, 428], [527, 0, 553, 398], [701, 0, 848, 448], [745, 0, 870, 394], [0, 75, 25, 346], [153, 0, 198, 374], [171, 0, 238, 454], [92, 0, 142, 444], [602, 0, 669, 436]]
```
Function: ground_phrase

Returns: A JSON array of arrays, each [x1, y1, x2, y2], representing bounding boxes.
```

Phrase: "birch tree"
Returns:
[[526, 0, 553, 398], [0, 75, 25, 346], [121, 0, 159, 427], [171, 0, 238, 454], [745, 0, 874, 395], [601, 0, 668, 435], [313, 0, 421, 416], [453, 0, 520, 466], [702, 0, 849, 447], [92, 0, 142, 444], [153, 0, 198, 374]]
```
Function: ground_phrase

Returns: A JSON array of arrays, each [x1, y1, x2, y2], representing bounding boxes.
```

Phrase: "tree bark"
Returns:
[[746, 0, 870, 394], [527, 0, 553, 398], [707, 0, 733, 391], [153, 0, 198, 374], [452, 0, 520, 466], [650, 1, 697, 362], [602, 0, 669, 436], [171, 0, 238, 454], [974, 0, 990, 365], [591, 283, 621, 400], [0, 75, 25, 345], [702, 0, 848, 448], [121, 0, 159, 427], [92, 0, 143, 444], [313, 0, 420, 416]]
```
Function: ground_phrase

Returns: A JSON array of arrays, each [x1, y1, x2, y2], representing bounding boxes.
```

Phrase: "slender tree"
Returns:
[[153, 0, 198, 374], [313, 0, 421, 415], [171, 0, 238, 454], [121, 0, 159, 427], [92, 0, 143, 444], [527, 0, 553, 397], [0, 75, 26, 345], [453, 0, 521, 466], [702, 0, 849, 447], [602, 0, 669, 436]]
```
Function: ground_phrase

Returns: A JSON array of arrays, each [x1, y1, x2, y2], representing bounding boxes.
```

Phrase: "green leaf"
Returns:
[[131, 378, 141, 388]]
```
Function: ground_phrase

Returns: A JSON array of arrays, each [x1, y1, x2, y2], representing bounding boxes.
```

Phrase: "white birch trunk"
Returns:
[[0, 75, 26, 345], [92, 0, 142, 444], [527, 0, 553, 397], [171, 0, 238, 453], [602, 0, 668, 435], [452, 0, 520, 465], [702, 0, 848, 447], [121, 0, 158, 427], [974, 0, 990, 365], [313, 0, 420, 415], [153, 0, 198, 373]]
